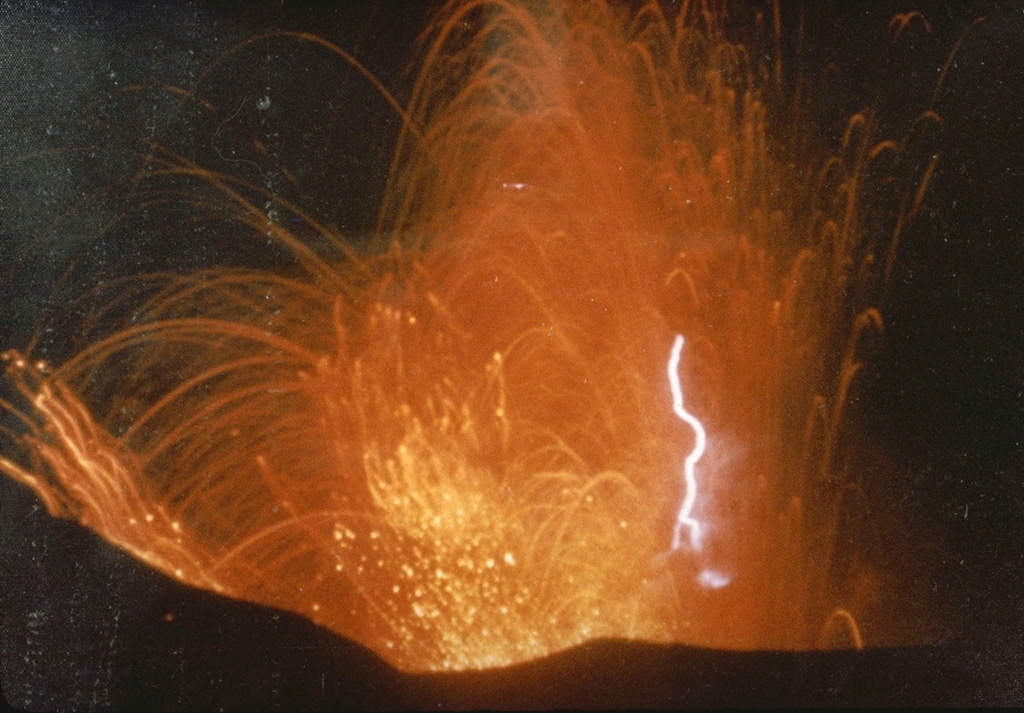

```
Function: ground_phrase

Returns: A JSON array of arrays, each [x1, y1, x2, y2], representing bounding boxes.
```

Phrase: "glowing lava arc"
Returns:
[[668, 334, 706, 551]]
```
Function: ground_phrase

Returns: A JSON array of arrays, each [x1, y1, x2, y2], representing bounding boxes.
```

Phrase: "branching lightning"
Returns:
[[0, 0, 934, 668], [668, 334, 706, 551]]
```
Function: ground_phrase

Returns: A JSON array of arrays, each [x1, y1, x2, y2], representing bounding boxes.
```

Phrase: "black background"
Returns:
[[0, 1, 1021, 708]]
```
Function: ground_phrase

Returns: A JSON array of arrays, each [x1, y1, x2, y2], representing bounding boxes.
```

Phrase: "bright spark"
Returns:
[[668, 334, 706, 550], [697, 569, 731, 589]]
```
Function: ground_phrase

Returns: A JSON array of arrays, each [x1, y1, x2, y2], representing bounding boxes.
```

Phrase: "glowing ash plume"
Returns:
[[0, 0, 940, 670]]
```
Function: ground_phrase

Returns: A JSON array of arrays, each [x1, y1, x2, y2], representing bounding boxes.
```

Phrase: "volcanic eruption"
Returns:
[[0, 0, 939, 671]]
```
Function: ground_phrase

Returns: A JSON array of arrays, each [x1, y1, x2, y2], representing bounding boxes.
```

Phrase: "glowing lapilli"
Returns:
[[0, 0, 939, 670]]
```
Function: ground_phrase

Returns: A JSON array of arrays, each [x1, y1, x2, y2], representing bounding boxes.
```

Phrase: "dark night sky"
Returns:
[[0, 1, 1022, 708]]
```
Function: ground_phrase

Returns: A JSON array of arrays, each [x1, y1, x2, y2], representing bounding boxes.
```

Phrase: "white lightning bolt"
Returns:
[[668, 334, 706, 550]]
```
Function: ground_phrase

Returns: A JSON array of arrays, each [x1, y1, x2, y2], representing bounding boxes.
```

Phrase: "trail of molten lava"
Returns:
[[0, 0, 939, 670]]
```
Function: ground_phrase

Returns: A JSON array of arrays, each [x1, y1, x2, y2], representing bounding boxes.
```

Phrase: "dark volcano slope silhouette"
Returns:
[[2, 510, 1018, 710]]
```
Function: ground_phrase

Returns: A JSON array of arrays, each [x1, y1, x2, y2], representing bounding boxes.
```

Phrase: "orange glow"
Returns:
[[0, 1, 937, 671]]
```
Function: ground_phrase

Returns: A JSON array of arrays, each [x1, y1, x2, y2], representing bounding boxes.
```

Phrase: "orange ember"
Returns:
[[0, 1, 937, 671]]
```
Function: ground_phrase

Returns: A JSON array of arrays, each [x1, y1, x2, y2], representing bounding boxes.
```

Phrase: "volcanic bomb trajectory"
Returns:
[[1, 0, 1021, 687]]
